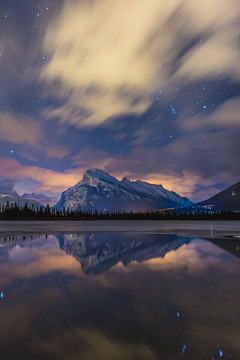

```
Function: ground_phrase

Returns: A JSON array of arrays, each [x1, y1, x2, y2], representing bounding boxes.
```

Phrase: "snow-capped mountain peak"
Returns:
[[55, 169, 193, 212]]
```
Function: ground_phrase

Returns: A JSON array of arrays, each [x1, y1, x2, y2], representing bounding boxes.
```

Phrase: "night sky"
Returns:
[[0, 0, 240, 205]]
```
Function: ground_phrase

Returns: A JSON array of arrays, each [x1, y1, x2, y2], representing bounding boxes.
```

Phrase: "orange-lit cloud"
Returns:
[[0, 156, 81, 193], [41, 0, 240, 126]]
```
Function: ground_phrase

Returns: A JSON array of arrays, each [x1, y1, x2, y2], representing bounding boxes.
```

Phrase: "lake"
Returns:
[[0, 232, 239, 360]]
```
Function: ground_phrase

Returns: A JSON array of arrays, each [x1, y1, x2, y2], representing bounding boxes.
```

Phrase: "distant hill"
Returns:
[[0, 193, 42, 209], [54, 169, 193, 212], [192, 181, 240, 211]]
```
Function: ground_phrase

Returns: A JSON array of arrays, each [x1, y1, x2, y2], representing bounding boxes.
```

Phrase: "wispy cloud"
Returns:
[[72, 148, 115, 169], [41, 0, 240, 126], [0, 112, 43, 146], [0, 112, 70, 160]]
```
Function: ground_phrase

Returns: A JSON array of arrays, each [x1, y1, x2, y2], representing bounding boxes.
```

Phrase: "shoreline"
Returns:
[[0, 220, 240, 240]]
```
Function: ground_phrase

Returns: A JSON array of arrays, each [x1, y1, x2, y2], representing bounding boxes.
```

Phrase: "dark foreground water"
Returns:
[[0, 233, 239, 360]]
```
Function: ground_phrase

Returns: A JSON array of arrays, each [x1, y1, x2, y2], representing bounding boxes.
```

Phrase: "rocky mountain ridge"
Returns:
[[54, 169, 193, 212]]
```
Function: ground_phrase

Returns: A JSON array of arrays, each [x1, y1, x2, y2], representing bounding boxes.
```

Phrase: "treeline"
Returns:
[[0, 201, 240, 220]]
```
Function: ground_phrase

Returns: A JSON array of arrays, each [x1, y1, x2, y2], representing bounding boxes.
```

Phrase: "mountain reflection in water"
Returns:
[[57, 233, 191, 274], [0, 232, 239, 360], [1, 232, 239, 274]]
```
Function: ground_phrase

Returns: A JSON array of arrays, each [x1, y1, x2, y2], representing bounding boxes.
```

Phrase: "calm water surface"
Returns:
[[0, 233, 239, 360]]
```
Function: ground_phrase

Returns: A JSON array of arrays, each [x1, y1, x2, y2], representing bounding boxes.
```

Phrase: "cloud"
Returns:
[[0, 112, 43, 146], [182, 97, 240, 131], [40, 0, 240, 127], [0, 112, 70, 159], [72, 148, 115, 169], [132, 172, 218, 201], [177, 2, 240, 81], [0, 156, 81, 194], [160, 98, 240, 181], [44, 145, 70, 160]]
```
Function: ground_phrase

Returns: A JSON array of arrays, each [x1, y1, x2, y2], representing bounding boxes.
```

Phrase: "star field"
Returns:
[[0, 0, 240, 204]]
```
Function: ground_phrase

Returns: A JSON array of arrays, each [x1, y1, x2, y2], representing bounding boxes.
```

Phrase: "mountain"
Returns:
[[0, 193, 42, 209], [192, 181, 240, 211], [57, 233, 191, 275], [54, 169, 193, 212]]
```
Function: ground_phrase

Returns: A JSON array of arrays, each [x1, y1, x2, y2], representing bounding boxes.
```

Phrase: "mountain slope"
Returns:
[[54, 169, 193, 212], [193, 181, 240, 211], [0, 193, 42, 209]]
